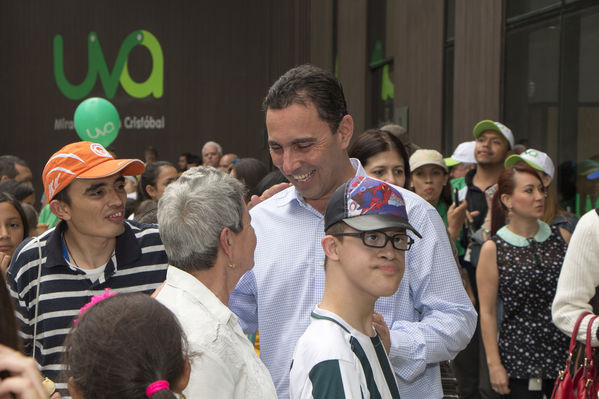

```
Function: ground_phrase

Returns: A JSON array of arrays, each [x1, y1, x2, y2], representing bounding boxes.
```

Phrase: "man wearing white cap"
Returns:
[[446, 141, 477, 180], [452, 120, 513, 399]]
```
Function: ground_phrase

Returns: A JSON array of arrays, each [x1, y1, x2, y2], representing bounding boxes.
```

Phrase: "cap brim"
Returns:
[[445, 157, 460, 167], [473, 120, 499, 139], [77, 159, 145, 179], [343, 214, 422, 238], [587, 170, 599, 180], [504, 155, 543, 172]]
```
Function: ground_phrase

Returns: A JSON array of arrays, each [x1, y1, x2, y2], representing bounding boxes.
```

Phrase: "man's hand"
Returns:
[[248, 182, 292, 209], [373, 312, 390, 354]]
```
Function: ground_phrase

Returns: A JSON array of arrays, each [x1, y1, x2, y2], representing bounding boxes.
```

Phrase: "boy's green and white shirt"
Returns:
[[290, 306, 401, 399]]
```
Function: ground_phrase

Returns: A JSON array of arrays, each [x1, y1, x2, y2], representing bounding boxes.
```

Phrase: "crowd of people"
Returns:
[[0, 64, 598, 399]]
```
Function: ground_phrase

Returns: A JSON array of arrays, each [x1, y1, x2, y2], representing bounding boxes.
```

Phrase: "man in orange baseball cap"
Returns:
[[6, 141, 169, 396]]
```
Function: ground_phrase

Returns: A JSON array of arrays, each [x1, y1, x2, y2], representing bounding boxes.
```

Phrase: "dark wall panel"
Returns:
[[0, 1, 311, 196], [453, 0, 503, 145], [391, 0, 445, 150]]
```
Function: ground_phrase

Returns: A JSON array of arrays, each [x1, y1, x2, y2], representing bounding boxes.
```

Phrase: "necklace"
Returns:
[[63, 234, 81, 268]]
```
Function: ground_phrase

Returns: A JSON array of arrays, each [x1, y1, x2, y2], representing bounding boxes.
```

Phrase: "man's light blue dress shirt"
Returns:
[[229, 159, 477, 398]]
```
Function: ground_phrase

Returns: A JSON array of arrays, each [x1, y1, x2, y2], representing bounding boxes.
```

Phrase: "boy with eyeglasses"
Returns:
[[289, 176, 421, 399]]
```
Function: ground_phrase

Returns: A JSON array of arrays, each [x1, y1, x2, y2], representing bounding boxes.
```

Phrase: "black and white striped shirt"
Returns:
[[6, 220, 168, 393]]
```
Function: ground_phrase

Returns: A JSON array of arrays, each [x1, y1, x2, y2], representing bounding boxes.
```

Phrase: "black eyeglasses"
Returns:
[[331, 231, 414, 251]]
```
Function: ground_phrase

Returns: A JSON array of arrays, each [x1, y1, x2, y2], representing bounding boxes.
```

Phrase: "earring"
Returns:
[[228, 263, 236, 269]]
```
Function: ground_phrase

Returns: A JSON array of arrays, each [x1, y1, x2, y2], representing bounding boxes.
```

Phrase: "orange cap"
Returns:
[[43, 141, 145, 201]]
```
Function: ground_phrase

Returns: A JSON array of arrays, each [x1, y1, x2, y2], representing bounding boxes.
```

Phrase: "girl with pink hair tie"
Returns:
[[63, 292, 191, 399]]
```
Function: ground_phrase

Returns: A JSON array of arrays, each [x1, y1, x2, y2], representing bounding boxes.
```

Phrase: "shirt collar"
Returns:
[[165, 265, 236, 326], [496, 220, 552, 247], [45, 220, 141, 269]]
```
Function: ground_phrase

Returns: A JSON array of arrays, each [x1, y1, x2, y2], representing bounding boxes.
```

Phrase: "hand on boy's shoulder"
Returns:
[[372, 312, 390, 354]]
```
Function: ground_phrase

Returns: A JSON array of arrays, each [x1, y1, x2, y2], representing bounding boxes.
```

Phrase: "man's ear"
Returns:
[[321, 235, 341, 262], [49, 199, 70, 221], [336, 114, 354, 151]]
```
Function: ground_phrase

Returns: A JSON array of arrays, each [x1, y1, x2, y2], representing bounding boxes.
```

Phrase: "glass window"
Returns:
[[367, 0, 394, 128], [507, 0, 561, 19], [504, 18, 560, 155], [561, 8, 599, 215]]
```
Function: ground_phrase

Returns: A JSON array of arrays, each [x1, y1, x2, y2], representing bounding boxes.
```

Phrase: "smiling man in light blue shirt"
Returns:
[[229, 64, 477, 399]]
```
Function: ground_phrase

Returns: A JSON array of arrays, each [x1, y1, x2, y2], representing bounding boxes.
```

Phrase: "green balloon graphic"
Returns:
[[74, 97, 120, 147]]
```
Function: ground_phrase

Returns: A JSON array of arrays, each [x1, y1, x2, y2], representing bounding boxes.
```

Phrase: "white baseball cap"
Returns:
[[473, 120, 515, 149], [410, 149, 448, 172], [504, 148, 555, 179], [445, 141, 477, 167]]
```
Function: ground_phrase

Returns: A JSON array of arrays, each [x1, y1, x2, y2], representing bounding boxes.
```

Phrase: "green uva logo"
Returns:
[[54, 30, 163, 100]]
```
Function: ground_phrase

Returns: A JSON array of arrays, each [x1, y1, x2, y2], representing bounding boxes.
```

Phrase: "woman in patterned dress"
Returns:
[[477, 164, 571, 398]]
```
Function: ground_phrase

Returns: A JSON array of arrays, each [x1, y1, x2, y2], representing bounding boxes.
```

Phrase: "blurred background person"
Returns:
[[409, 149, 467, 244], [21, 203, 39, 238], [231, 158, 268, 202], [477, 165, 570, 398], [575, 159, 599, 217], [445, 141, 477, 180], [380, 123, 420, 157], [202, 141, 222, 168], [254, 170, 289, 198], [137, 161, 178, 202], [0, 179, 35, 207], [123, 176, 138, 200], [0, 192, 28, 277], [349, 128, 410, 188], [219, 153, 239, 173], [0, 155, 32, 186], [144, 145, 158, 164]]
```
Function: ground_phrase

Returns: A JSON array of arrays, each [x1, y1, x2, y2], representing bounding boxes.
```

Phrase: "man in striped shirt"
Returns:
[[6, 142, 168, 394]]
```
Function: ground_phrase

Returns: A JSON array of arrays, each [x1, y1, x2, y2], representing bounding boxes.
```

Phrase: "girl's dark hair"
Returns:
[[0, 271, 21, 352], [254, 170, 289, 197], [231, 158, 269, 201], [348, 129, 411, 187], [0, 180, 35, 203], [138, 161, 175, 200], [491, 164, 544, 235], [0, 192, 29, 241], [64, 293, 187, 399]]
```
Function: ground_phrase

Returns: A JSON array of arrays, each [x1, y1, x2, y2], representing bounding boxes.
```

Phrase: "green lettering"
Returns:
[[53, 33, 98, 100], [53, 30, 164, 100], [120, 30, 164, 98]]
